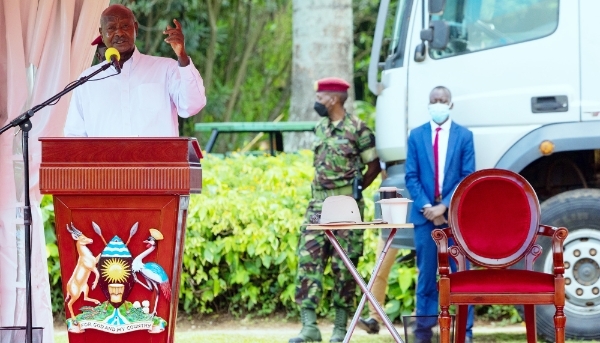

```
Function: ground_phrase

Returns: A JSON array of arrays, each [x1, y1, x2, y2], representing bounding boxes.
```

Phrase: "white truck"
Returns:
[[369, 0, 600, 340]]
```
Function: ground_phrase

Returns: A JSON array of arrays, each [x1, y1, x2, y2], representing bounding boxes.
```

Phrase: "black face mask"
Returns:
[[314, 102, 328, 117]]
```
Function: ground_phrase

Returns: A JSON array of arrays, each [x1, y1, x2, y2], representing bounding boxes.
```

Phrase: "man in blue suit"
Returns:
[[405, 86, 475, 343]]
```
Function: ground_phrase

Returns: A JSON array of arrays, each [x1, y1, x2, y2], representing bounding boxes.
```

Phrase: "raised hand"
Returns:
[[163, 19, 190, 67]]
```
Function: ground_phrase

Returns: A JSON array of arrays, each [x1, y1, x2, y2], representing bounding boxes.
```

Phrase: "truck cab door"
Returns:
[[372, 0, 416, 163], [580, 0, 600, 121], [406, 0, 580, 169]]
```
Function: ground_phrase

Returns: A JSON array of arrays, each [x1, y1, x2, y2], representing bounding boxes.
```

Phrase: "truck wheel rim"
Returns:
[[545, 229, 600, 314]]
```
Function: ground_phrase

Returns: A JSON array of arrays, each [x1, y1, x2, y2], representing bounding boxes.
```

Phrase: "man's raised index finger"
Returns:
[[173, 19, 181, 29]]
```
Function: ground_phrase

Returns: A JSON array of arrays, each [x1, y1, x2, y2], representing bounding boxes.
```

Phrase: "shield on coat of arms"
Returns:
[[98, 236, 134, 308]]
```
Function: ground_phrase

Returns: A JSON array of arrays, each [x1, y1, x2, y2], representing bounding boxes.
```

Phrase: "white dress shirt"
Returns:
[[64, 48, 206, 137], [431, 119, 452, 197]]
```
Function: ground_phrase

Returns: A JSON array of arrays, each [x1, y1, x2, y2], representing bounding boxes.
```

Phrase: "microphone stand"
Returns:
[[0, 61, 116, 343]]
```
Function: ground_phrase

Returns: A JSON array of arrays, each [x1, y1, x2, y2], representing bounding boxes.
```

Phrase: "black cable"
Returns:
[[32, 67, 118, 109], [89, 71, 119, 82]]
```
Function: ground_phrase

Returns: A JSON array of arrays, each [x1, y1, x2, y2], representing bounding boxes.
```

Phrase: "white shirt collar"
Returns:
[[430, 118, 452, 132], [121, 47, 141, 72]]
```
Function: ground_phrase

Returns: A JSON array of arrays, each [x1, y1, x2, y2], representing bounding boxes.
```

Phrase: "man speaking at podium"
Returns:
[[64, 4, 206, 137]]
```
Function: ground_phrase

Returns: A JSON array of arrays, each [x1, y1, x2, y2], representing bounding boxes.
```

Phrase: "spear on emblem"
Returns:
[[91, 221, 108, 245], [125, 222, 139, 246]]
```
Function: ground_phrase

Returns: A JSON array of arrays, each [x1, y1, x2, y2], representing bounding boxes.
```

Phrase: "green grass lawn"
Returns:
[[53, 331, 393, 343], [53, 331, 600, 343], [52, 315, 599, 343]]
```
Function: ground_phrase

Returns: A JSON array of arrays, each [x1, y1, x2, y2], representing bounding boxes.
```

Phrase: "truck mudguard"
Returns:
[[495, 121, 600, 172]]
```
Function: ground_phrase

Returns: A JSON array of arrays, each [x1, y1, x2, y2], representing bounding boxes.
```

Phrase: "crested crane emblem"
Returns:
[[65, 222, 168, 334], [132, 228, 172, 316]]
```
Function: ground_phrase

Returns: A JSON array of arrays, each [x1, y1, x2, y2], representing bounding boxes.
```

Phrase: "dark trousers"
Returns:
[[414, 220, 474, 340]]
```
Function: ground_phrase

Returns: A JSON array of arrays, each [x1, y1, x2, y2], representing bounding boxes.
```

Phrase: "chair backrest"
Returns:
[[449, 169, 540, 268]]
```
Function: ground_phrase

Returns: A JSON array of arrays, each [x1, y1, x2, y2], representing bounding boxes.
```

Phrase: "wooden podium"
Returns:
[[39, 138, 202, 343]]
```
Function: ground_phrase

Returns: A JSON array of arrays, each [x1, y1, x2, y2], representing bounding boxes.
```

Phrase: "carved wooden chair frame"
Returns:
[[432, 169, 568, 343]]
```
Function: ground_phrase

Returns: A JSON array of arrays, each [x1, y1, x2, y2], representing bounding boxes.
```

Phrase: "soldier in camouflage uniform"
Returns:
[[289, 77, 381, 343]]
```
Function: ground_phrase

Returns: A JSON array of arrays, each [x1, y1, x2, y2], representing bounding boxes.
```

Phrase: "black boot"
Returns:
[[289, 308, 322, 343], [357, 317, 380, 334], [329, 307, 348, 342]]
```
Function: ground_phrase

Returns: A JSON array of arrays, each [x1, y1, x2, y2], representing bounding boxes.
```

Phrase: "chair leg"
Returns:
[[455, 305, 468, 343], [439, 306, 452, 343], [523, 305, 537, 343], [554, 305, 566, 343]]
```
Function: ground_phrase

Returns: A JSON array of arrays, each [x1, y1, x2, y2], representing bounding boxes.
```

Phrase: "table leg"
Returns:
[[324, 230, 404, 343], [344, 228, 397, 343]]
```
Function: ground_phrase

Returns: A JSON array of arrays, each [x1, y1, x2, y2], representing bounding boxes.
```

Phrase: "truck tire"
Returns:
[[535, 189, 600, 341]]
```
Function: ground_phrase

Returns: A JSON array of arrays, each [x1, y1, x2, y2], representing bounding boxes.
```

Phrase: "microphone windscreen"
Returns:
[[105, 47, 120, 62]]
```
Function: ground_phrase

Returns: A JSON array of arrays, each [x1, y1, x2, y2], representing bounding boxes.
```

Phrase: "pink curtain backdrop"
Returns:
[[0, 0, 109, 341]]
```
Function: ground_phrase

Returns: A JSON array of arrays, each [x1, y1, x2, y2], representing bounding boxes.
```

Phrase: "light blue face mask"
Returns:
[[428, 103, 451, 124]]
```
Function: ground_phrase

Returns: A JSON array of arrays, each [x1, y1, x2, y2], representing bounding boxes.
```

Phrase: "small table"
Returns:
[[307, 223, 414, 343]]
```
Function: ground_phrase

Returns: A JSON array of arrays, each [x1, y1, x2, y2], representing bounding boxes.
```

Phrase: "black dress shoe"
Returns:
[[357, 317, 380, 334]]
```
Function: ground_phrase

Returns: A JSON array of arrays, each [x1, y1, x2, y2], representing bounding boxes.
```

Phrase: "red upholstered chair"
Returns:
[[432, 169, 568, 343]]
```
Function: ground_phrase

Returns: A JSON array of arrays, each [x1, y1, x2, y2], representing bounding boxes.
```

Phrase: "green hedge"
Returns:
[[181, 151, 416, 319], [43, 152, 518, 322]]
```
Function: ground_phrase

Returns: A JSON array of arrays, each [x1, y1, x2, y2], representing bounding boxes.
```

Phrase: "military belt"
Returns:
[[312, 185, 353, 200]]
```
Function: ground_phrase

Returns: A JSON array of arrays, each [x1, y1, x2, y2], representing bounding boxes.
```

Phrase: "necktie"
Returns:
[[434, 127, 442, 200]]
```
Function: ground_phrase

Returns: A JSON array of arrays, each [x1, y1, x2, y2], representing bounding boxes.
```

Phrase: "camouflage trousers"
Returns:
[[294, 198, 365, 310]]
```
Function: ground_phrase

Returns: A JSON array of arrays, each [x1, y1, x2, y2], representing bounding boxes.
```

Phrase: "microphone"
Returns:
[[104, 47, 121, 74]]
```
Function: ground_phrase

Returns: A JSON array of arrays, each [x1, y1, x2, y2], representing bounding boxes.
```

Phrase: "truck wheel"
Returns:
[[535, 189, 600, 341]]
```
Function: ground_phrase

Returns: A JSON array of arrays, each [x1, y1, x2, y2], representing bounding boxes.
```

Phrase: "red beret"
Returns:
[[315, 77, 351, 93], [91, 35, 103, 46]]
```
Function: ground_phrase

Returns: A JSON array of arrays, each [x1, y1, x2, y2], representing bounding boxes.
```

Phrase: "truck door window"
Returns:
[[430, 0, 559, 59], [385, 0, 413, 69]]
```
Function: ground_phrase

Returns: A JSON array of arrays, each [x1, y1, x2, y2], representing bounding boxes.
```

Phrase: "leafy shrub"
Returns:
[[41, 196, 64, 315], [476, 305, 522, 325], [182, 151, 314, 315], [179, 151, 415, 318], [42, 151, 417, 320]]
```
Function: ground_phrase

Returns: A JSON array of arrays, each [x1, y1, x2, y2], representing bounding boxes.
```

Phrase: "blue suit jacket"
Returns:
[[405, 121, 475, 226]]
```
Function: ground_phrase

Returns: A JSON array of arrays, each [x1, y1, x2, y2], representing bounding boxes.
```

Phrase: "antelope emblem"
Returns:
[[64, 223, 101, 323]]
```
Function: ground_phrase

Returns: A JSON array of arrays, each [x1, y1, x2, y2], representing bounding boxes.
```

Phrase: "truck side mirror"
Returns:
[[414, 43, 426, 62], [420, 20, 449, 50], [429, 0, 446, 15]]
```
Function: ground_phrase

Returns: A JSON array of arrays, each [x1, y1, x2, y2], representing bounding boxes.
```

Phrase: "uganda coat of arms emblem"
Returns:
[[99, 234, 134, 309], [65, 222, 168, 334]]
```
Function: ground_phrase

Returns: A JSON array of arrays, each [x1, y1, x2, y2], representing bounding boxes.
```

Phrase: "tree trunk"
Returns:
[[286, 0, 355, 151]]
